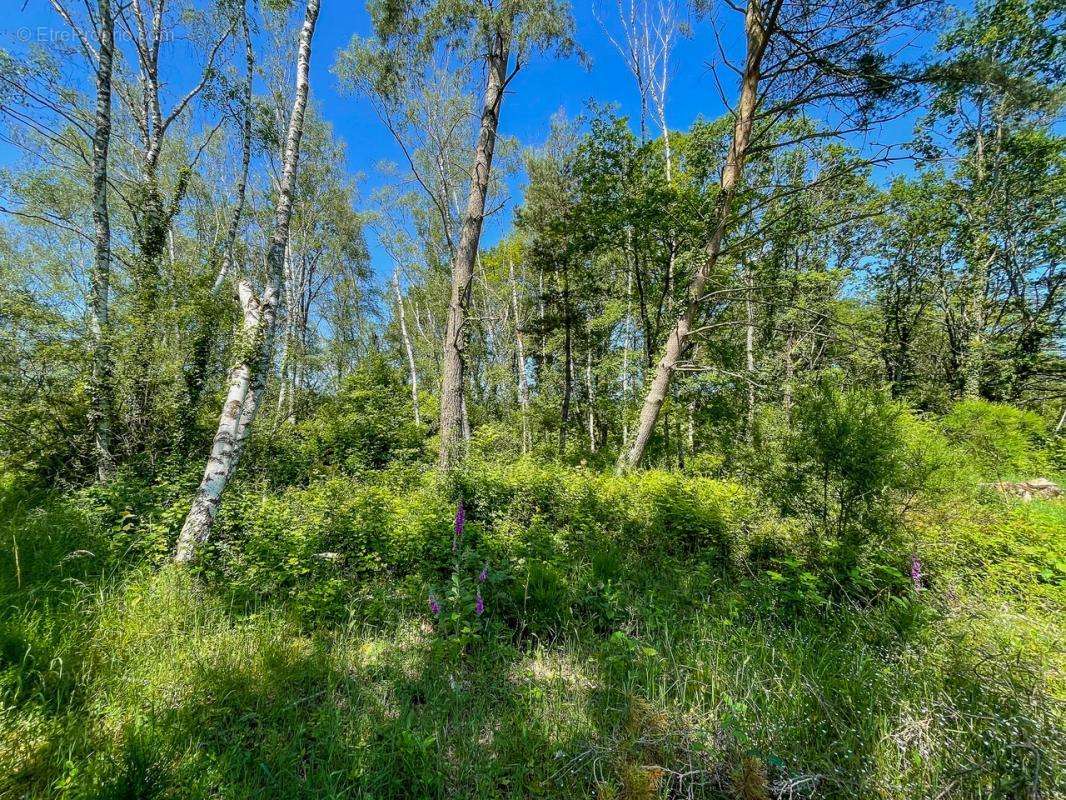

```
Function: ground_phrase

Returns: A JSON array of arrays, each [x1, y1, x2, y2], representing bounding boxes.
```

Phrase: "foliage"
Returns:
[[770, 376, 959, 600], [1, 459, 1062, 798], [243, 357, 428, 486], [0, 0, 1062, 797], [939, 399, 1050, 479]]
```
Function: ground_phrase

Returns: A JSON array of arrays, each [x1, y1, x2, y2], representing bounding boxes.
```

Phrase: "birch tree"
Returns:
[[394, 269, 422, 426], [0, 1, 119, 479], [114, 0, 235, 450], [175, 0, 321, 563], [87, 0, 117, 480]]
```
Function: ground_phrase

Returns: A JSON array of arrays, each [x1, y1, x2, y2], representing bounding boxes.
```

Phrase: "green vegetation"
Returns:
[[1, 392, 1062, 798], [1, 0, 1063, 796]]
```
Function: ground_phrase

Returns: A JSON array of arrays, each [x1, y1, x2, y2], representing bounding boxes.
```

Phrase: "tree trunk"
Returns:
[[783, 325, 795, 424], [585, 339, 597, 452], [276, 244, 296, 422], [744, 262, 756, 442], [560, 270, 573, 455], [509, 258, 530, 452], [621, 231, 634, 447], [961, 253, 992, 400], [175, 0, 320, 563], [438, 22, 512, 469], [89, 0, 115, 481], [394, 269, 420, 425], [960, 118, 1001, 400], [619, 0, 769, 471]]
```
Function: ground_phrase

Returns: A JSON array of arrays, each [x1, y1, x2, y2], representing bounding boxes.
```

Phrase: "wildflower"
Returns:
[[475, 589, 484, 617], [478, 566, 487, 583], [911, 556, 922, 591], [452, 500, 465, 552], [428, 595, 441, 616]]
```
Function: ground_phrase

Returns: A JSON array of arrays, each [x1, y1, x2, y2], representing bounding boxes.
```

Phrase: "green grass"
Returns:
[[0, 470, 1062, 799]]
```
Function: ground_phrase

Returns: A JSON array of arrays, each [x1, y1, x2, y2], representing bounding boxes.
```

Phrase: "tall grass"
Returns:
[[0, 465, 1062, 798]]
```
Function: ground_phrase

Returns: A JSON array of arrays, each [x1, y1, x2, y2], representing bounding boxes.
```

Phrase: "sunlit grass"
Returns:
[[0, 477, 1062, 798]]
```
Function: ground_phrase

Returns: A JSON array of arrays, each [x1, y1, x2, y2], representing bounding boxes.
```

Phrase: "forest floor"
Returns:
[[0, 465, 1062, 799]]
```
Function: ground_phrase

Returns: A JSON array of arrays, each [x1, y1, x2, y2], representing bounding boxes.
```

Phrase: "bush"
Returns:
[[209, 477, 452, 621], [243, 356, 427, 486], [457, 459, 755, 561], [781, 375, 953, 597], [939, 399, 1049, 479]]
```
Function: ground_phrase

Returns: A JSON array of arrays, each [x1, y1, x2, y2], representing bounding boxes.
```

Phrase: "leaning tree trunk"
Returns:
[[619, 0, 770, 471], [394, 269, 421, 425], [438, 22, 511, 469], [175, 0, 320, 563], [182, 5, 254, 452], [89, 0, 116, 480]]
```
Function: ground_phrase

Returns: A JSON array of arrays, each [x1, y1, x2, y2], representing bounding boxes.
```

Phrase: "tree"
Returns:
[[871, 174, 952, 402], [341, 0, 577, 469], [0, 0, 118, 479], [919, 0, 1064, 399], [175, 0, 321, 563], [620, 0, 930, 470], [113, 0, 235, 453]]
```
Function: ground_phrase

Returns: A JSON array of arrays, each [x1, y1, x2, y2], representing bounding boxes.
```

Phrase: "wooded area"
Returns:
[[0, 0, 1062, 797]]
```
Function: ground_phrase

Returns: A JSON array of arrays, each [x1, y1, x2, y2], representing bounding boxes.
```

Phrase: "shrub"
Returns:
[[457, 459, 753, 562], [782, 375, 953, 596], [939, 399, 1049, 479], [210, 480, 391, 620], [243, 356, 427, 486]]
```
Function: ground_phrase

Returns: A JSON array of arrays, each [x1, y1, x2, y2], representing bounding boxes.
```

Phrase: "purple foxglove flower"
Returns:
[[911, 556, 922, 591], [452, 501, 465, 552], [478, 566, 487, 583], [475, 589, 484, 617], [428, 595, 441, 616]]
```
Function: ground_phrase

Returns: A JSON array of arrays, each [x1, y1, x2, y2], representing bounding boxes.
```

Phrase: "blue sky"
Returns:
[[2, 1, 945, 284]]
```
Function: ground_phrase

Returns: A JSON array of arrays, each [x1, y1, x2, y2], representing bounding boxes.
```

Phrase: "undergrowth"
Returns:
[[0, 452, 1062, 799]]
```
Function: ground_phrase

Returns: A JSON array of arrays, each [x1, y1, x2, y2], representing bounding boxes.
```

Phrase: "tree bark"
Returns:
[[744, 262, 756, 443], [438, 21, 511, 469], [618, 0, 770, 471], [559, 269, 573, 455], [394, 269, 421, 425], [586, 342, 597, 452], [89, 0, 115, 480], [509, 258, 530, 452], [175, 0, 320, 563]]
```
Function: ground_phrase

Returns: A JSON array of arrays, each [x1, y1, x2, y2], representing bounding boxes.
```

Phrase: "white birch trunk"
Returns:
[[394, 269, 421, 425], [175, 0, 320, 563], [586, 343, 597, 452], [89, 0, 115, 480], [744, 263, 756, 442], [509, 258, 530, 453]]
